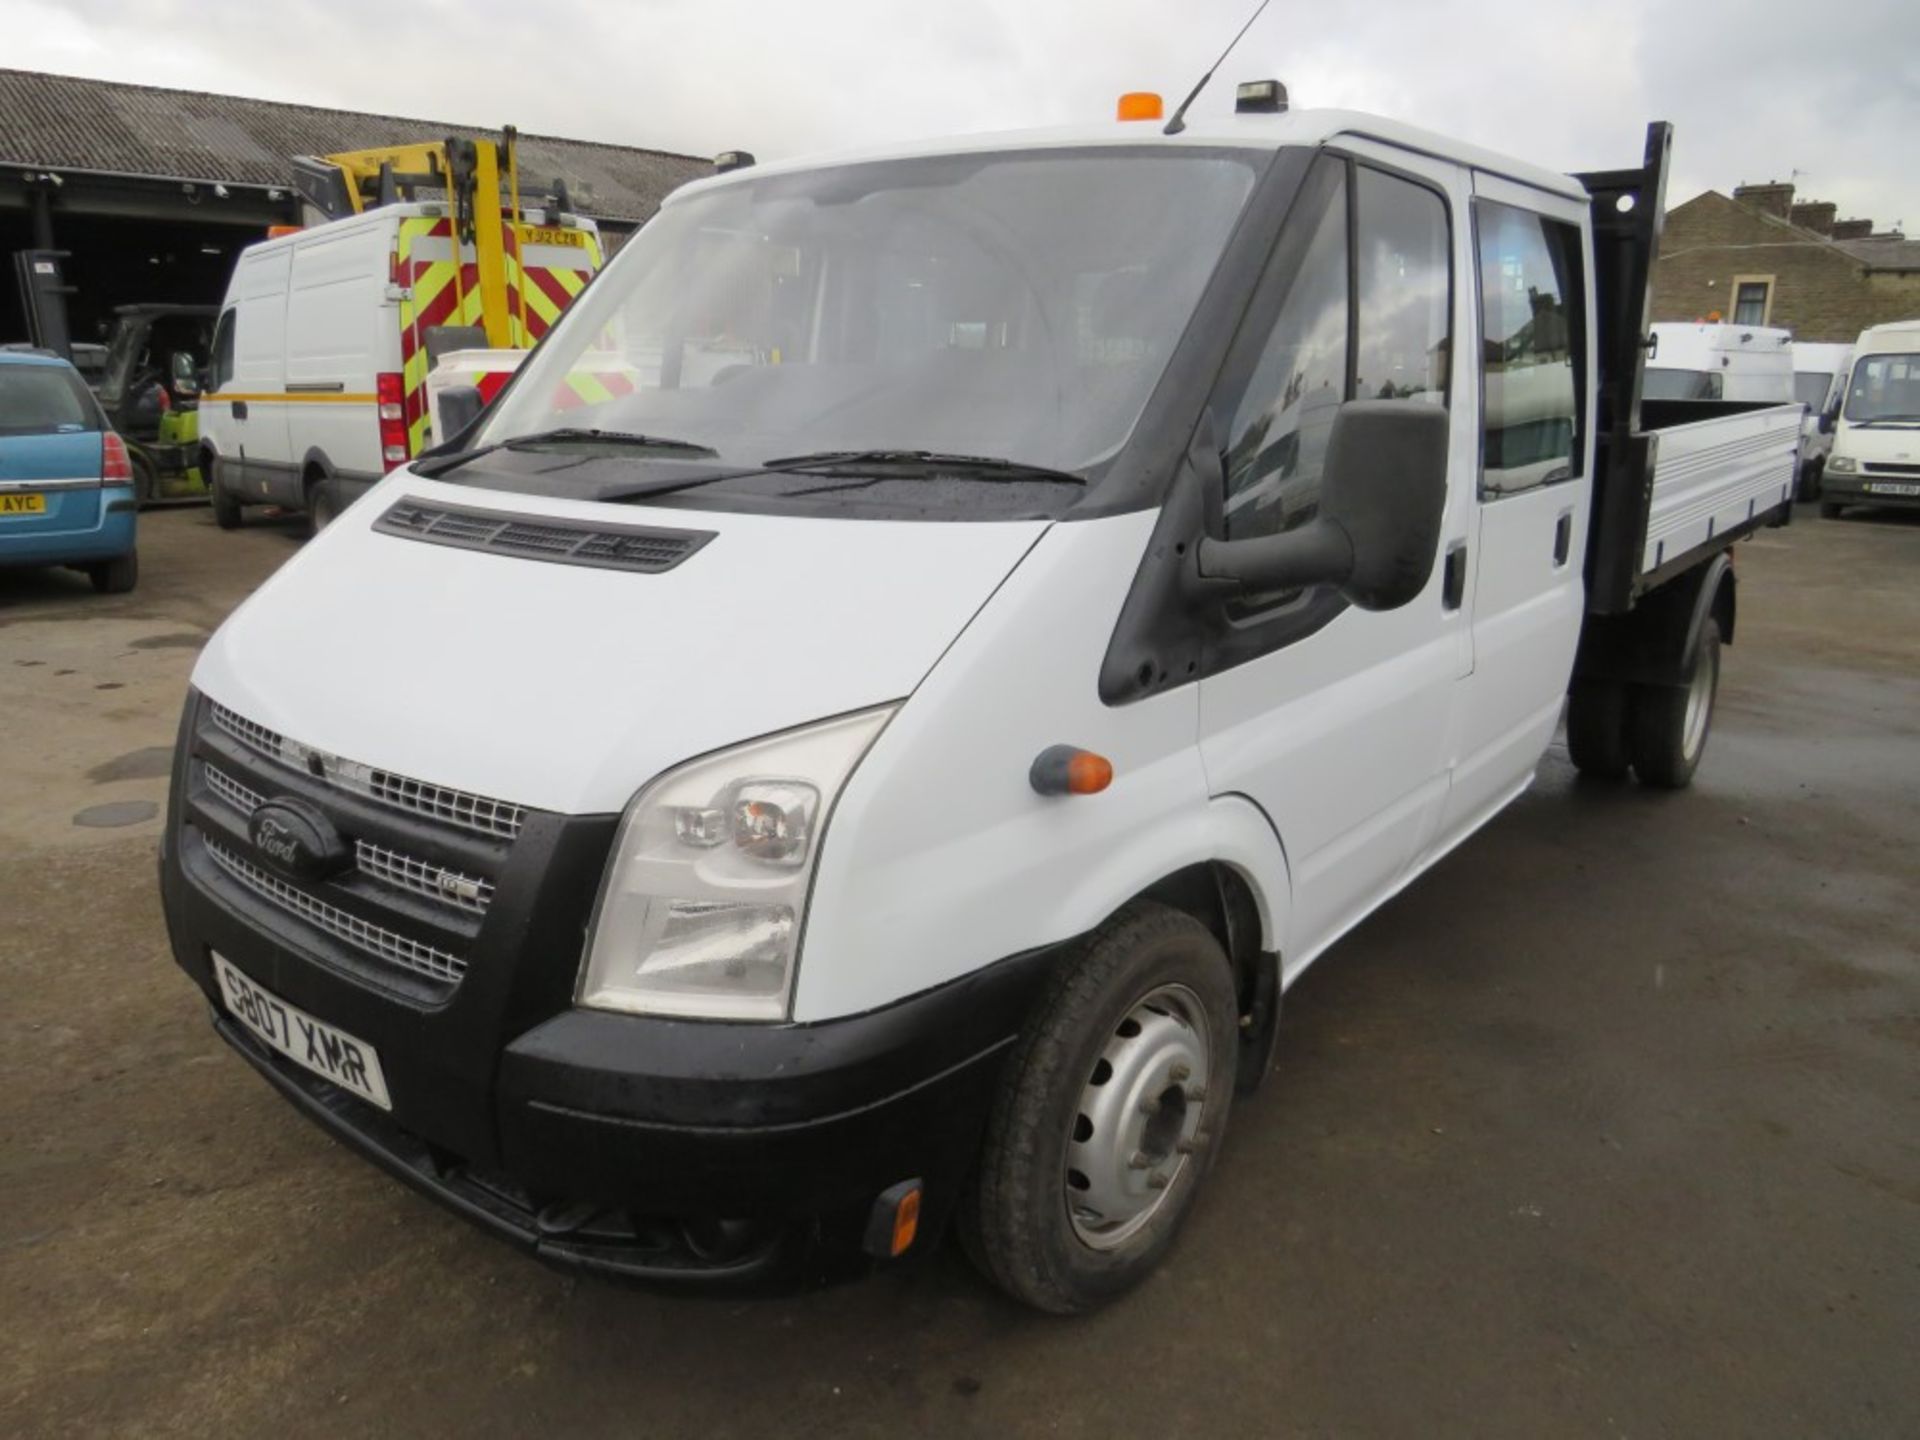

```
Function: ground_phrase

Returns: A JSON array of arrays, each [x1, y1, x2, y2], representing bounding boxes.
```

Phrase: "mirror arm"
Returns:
[[1196, 522, 1353, 593]]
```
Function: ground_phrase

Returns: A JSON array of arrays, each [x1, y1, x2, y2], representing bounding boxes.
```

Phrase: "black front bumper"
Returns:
[[192, 945, 1055, 1289], [1824, 474, 1920, 509]]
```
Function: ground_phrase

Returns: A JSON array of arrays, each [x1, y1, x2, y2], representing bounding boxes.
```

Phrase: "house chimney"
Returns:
[[1831, 218, 1874, 240], [1733, 181, 1795, 218], [1790, 200, 1837, 236]]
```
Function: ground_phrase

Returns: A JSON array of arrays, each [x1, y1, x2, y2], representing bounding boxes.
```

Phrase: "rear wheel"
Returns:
[[212, 466, 243, 530], [960, 902, 1238, 1313], [1566, 678, 1632, 779], [308, 477, 342, 534], [1630, 621, 1720, 790], [88, 550, 138, 595]]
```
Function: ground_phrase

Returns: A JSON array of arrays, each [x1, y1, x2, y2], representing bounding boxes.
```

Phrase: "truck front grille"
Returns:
[[205, 837, 467, 985], [209, 701, 525, 840]]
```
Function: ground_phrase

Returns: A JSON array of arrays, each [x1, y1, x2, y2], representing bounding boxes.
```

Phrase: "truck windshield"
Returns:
[[1844, 353, 1920, 423], [1643, 368, 1723, 401], [474, 147, 1261, 492]]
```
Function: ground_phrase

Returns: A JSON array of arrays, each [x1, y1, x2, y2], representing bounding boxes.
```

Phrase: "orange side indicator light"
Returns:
[[1117, 92, 1165, 122], [863, 1179, 924, 1260], [1030, 745, 1115, 796]]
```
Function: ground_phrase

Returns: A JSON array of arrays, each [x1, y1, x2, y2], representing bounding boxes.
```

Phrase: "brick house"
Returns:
[[1651, 182, 1920, 343]]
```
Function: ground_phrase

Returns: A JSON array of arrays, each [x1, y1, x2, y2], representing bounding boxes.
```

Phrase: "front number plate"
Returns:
[[0, 493, 47, 515], [1867, 481, 1920, 497], [213, 954, 392, 1109]]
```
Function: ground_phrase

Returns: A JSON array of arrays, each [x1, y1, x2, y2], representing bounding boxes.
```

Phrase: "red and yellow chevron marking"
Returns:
[[395, 217, 600, 454]]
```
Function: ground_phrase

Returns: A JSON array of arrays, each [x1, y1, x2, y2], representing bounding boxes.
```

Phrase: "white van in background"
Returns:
[[1820, 320, 1920, 518], [200, 204, 599, 531], [1790, 341, 1853, 498], [1644, 323, 1795, 404]]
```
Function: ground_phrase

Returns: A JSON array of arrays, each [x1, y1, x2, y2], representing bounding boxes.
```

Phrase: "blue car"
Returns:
[[0, 349, 138, 593]]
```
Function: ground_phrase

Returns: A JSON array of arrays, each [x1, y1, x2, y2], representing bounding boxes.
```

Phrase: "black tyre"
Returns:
[[308, 477, 342, 534], [130, 449, 160, 508], [1819, 501, 1844, 520], [1630, 621, 1720, 790], [88, 549, 138, 595], [212, 476, 243, 530], [960, 901, 1239, 1313], [1566, 677, 1632, 780]]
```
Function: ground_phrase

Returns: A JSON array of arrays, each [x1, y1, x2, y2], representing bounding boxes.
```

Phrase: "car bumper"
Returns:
[[1824, 474, 1920, 509], [166, 834, 1058, 1288], [0, 485, 136, 567]]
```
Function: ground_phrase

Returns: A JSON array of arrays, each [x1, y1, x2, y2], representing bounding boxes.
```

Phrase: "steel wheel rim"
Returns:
[[1682, 644, 1715, 761], [1063, 982, 1212, 1251]]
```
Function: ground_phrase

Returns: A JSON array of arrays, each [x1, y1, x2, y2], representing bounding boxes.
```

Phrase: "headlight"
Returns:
[[578, 706, 895, 1020], [1827, 455, 1858, 473]]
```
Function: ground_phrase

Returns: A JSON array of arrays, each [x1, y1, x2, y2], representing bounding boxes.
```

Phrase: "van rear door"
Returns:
[[286, 219, 389, 487]]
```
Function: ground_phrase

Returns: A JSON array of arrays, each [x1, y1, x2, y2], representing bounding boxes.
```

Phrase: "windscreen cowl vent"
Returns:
[[374, 499, 715, 574]]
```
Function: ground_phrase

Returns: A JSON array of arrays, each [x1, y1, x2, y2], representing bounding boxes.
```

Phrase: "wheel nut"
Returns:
[[1147, 1173, 1170, 1190], [1128, 1150, 1152, 1170], [1185, 1086, 1207, 1103], [1169, 1062, 1192, 1083], [1138, 1097, 1161, 1117]]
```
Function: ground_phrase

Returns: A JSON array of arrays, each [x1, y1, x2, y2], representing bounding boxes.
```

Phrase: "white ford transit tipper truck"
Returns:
[[160, 102, 1802, 1312]]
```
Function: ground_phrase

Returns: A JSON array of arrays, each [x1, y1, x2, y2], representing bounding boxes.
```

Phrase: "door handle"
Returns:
[[1442, 541, 1467, 611], [1553, 511, 1573, 566], [232, 399, 249, 421], [287, 381, 344, 394]]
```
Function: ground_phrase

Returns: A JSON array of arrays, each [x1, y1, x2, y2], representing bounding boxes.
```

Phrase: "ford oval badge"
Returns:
[[247, 798, 348, 882]]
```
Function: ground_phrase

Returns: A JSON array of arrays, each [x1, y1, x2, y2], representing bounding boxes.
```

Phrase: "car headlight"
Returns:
[[1827, 454, 1858, 473], [578, 706, 896, 1020]]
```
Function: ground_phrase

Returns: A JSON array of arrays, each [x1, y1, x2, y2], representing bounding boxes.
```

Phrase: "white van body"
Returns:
[[1822, 320, 1920, 515], [161, 109, 1797, 1312], [1645, 323, 1795, 404], [200, 205, 599, 529], [1791, 340, 1853, 487]]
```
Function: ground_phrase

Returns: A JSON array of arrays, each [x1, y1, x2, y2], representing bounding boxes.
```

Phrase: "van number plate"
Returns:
[[213, 954, 392, 1109], [0, 493, 47, 515], [1867, 481, 1920, 497]]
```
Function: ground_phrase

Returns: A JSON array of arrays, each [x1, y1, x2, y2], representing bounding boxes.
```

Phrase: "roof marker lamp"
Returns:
[[1117, 92, 1164, 122], [579, 706, 896, 1021]]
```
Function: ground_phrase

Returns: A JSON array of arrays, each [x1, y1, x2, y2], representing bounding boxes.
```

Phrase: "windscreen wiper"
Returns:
[[755, 450, 1087, 484], [410, 427, 716, 479]]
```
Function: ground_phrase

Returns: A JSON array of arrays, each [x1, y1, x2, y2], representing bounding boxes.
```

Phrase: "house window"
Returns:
[[1731, 277, 1772, 326]]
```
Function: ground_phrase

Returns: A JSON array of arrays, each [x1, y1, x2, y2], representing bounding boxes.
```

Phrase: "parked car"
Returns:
[[162, 105, 1798, 1312], [1820, 320, 1920, 519], [0, 349, 137, 594], [1791, 340, 1853, 500]]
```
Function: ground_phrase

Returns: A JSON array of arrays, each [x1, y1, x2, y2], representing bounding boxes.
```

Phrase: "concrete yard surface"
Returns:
[[2, 505, 1916, 1438]]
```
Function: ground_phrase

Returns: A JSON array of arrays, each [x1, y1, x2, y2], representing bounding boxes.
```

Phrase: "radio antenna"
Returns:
[[1164, 0, 1275, 136]]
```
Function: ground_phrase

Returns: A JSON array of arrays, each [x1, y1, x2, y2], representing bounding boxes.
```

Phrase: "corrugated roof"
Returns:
[[0, 67, 709, 224]]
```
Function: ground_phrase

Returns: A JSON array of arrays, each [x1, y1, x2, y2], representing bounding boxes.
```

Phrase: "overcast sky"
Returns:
[[7, 0, 1919, 229]]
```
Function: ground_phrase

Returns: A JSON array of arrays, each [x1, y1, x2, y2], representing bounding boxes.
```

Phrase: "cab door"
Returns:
[[1197, 146, 1478, 976], [1434, 174, 1596, 846], [227, 249, 294, 501]]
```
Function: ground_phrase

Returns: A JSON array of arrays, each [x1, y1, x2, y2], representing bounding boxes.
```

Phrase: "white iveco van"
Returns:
[[1790, 340, 1852, 497], [1644, 323, 1794, 404], [199, 206, 598, 531], [1820, 320, 1920, 518], [162, 100, 1791, 1312]]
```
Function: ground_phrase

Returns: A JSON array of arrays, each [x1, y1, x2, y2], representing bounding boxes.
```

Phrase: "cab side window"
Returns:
[[1476, 202, 1582, 495], [1224, 160, 1452, 543], [210, 310, 237, 391]]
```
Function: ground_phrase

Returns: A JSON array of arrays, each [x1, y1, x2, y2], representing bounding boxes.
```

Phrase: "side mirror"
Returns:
[[1818, 398, 1839, 435], [437, 384, 485, 442], [1196, 401, 1448, 612]]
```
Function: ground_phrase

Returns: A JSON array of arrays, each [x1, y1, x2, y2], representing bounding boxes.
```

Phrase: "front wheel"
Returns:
[[1819, 500, 1845, 521], [1630, 621, 1720, 790], [960, 902, 1239, 1313]]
